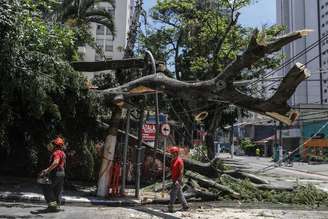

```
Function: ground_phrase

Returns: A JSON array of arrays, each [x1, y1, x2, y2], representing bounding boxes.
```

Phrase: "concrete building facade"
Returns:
[[79, 0, 135, 79], [276, 0, 328, 105]]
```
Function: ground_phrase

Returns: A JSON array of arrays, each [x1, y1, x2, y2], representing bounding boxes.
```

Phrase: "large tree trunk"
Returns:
[[96, 0, 143, 197], [97, 106, 122, 197], [205, 131, 215, 160]]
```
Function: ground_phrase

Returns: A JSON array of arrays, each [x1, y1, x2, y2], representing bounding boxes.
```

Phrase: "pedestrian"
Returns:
[[256, 147, 260, 159], [287, 151, 293, 166], [168, 146, 189, 213], [39, 137, 66, 212]]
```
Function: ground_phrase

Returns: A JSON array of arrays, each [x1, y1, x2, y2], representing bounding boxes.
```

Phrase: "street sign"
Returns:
[[146, 114, 167, 124], [142, 124, 156, 141], [161, 124, 170, 137]]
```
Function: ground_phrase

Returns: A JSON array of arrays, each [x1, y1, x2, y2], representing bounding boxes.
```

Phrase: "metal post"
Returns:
[[161, 137, 167, 197], [230, 121, 234, 159], [191, 122, 194, 147], [279, 122, 283, 165], [317, 0, 323, 104], [144, 50, 160, 174], [154, 92, 160, 151], [135, 104, 144, 199], [121, 109, 130, 195], [273, 121, 277, 161]]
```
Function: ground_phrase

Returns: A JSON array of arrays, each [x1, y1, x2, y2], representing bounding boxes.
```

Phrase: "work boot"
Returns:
[[168, 205, 174, 213], [182, 205, 190, 211], [179, 205, 190, 211], [47, 202, 60, 212]]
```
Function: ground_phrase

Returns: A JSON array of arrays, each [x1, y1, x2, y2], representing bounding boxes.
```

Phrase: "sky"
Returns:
[[143, 0, 276, 28]]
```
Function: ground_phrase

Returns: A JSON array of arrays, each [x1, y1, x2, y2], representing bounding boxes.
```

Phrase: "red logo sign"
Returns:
[[142, 124, 156, 141]]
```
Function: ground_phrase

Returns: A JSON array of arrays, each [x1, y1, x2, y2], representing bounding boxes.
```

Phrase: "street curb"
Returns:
[[281, 166, 328, 178], [0, 192, 141, 207]]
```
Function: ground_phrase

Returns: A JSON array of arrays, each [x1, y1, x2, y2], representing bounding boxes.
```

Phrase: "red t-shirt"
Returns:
[[171, 157, 184, 182], [51, 150, 66, 171]]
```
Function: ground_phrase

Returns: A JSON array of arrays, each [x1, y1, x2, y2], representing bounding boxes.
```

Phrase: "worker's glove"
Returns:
[[39, 169, 47, 177]]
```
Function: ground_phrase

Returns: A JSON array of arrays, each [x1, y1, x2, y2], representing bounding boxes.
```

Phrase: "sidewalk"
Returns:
[[0, 176, 146, 206]]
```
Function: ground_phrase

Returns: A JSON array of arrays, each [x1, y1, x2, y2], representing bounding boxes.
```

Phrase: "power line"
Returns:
[[256, 120, 328, 173], [254, 52, 322, 96], [248, 32, 328, 89]]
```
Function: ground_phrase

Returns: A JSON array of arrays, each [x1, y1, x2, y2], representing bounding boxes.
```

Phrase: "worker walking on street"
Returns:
[[39, 137, 66, 212], [256, 147, 260, 159], [168, 146, 189, 213]]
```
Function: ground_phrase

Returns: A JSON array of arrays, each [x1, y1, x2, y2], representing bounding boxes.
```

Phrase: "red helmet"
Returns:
[[52, 137, 64, 147], [168, 146, 180, 154]]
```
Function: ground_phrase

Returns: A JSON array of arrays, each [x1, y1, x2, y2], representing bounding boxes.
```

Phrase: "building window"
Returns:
[[322, 23, 325, 27], [96, 25, 105, 35], [105, 39, 113, 51], [324, 80, 327, 83], [322, 5, 325, 9], [325, 89, 327, 93], [325, 99, 328, 103], [96, 38, 104, 50]]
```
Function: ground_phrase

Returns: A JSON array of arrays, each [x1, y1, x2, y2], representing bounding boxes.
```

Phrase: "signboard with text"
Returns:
[[142, 124, 156, 141]]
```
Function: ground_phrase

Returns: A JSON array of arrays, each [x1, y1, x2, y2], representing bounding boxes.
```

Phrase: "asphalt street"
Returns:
[[1, 201, 328, 219], [220, 154, 328, 192]]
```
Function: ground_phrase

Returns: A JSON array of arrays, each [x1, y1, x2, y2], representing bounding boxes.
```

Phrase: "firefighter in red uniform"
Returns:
[[110, 158, 121, 196], [168, 146, 189, 213], [39, 137, 66, 212]]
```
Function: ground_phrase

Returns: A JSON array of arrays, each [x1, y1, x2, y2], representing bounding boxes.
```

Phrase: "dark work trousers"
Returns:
[[169, 182, 188, 208], [42, 173, 64, 206]]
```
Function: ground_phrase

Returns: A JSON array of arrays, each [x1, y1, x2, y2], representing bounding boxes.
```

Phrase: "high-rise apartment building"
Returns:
[[79, 0, 135, 79], [276, 0, 327, 105]]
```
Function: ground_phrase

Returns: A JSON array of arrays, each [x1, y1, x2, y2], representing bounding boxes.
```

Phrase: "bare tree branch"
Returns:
[[215, 29, 312, 82], [94, 30, 311, 125], [100, 73, 225, 100]]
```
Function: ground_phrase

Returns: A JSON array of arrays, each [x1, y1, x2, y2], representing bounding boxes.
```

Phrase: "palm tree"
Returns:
[[55, 0, 116, 36]]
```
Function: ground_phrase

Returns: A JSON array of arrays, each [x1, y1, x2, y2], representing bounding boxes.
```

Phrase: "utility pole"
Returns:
[[120, 108, 130, 195], [279, 122, 283, 165], [230, 121, 234, 159], [274, 121, 277, 161], [135, 104, 144, 198]]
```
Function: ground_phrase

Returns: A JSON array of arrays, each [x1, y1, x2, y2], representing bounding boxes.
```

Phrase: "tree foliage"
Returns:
[[0, 0, 105, 180], [54, 0, 115, 36], [138, 0, 285, 158]]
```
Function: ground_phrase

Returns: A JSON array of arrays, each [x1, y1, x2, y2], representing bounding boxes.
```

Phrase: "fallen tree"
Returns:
[[141, 155, 328, 207], [97, 30, 311, 125]]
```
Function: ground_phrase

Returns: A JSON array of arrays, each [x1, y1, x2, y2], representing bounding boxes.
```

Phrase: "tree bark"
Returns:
[[205, 132, 215, 160], [224, 170, 269, 184], [97, 106, 122, 197], [70, 58, 145, 72], [185, 170, 240, 199]]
